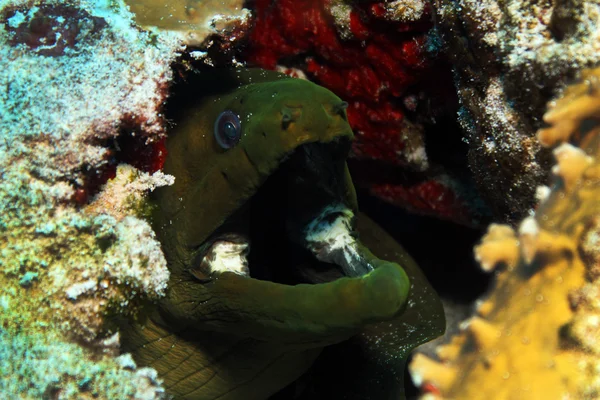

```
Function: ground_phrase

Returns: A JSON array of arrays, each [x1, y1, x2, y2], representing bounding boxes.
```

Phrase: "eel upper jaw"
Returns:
[[190, 139, 374, 284]]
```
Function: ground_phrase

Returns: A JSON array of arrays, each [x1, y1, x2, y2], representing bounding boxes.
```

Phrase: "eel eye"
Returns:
[[214, 110, 241, 149]]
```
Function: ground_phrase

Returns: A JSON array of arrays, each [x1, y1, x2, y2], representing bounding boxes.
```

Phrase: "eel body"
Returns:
[[121, 68, 444, 400]]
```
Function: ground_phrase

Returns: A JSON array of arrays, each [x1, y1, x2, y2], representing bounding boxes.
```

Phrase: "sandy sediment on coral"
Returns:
[[409, 67, 600, 399], [0, 0, 184, 397]]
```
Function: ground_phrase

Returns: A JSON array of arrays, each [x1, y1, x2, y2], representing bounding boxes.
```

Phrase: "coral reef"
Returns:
[[409, 67, 600, 399], [0, 330, 165, 399], [433, 0, 600, 221], [86, 164, 174, 220], [0, 0, 184, 396], [244, 0, 487, 226], [124, 0, 251, 51]]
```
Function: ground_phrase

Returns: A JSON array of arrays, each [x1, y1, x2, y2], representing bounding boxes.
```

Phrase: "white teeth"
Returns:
[[306, 206, 356, 252], [202, 240, 250, 277], [304, 205, 373, 276]]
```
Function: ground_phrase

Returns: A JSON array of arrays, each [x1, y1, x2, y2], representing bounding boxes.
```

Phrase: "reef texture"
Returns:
[[434, 0, 600, 221], [0, 0, 183, 397], [124, 0, 251, 55], [245, 0, 487, 226], [409, 67, 600, 399]]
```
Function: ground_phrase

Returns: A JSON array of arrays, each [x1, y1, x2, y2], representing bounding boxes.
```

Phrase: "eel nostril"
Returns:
[[332, 101, 349, 115], [282, 112, 293, 123], [281, 106, 302, 130], [282, 111, 292, 130]]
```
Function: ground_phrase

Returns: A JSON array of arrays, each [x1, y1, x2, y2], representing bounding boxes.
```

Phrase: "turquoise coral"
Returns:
[[0, 330, 165, 398], [0, 0, 185, 397]]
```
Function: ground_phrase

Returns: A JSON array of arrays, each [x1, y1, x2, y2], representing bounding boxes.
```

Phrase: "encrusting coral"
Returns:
[[433, 0, 600, 221], [409, 67, 600, 399], [0, 0, 188, 397]]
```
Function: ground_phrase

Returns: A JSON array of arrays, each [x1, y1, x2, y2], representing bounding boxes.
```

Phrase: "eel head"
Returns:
[[123, 69, 442, 400]]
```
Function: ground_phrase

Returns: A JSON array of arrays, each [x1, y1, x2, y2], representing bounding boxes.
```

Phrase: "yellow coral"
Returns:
[[410, 67, 600, 399], [124, 0, 249, 45]]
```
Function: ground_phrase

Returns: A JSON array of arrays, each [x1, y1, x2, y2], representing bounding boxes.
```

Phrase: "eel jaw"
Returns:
[[190, 140, 375, 283], [193, 205, 372, 281]]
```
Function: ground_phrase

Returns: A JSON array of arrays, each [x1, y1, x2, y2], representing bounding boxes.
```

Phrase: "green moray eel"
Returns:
[[121, 68, 444, 400]]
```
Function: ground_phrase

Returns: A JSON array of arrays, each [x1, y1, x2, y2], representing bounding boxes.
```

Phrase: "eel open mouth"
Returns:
[[191, 138, 374, 285], [150, 69, 414, 349], [126, 70, 443, 400]]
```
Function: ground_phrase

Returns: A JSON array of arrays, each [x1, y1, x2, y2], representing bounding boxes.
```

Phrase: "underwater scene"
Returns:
[[1, 0, 599, 399]]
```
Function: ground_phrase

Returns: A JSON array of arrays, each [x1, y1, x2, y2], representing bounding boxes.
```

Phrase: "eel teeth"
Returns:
[[304, 205, 373, 277], [198, 238, 250, 278]]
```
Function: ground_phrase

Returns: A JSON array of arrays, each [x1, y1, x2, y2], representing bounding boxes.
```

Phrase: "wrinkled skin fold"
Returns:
[[121, 69, 444, 400]]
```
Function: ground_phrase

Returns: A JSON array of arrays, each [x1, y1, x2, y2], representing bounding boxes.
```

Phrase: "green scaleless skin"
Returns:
[[121, 69, 444, 399]]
